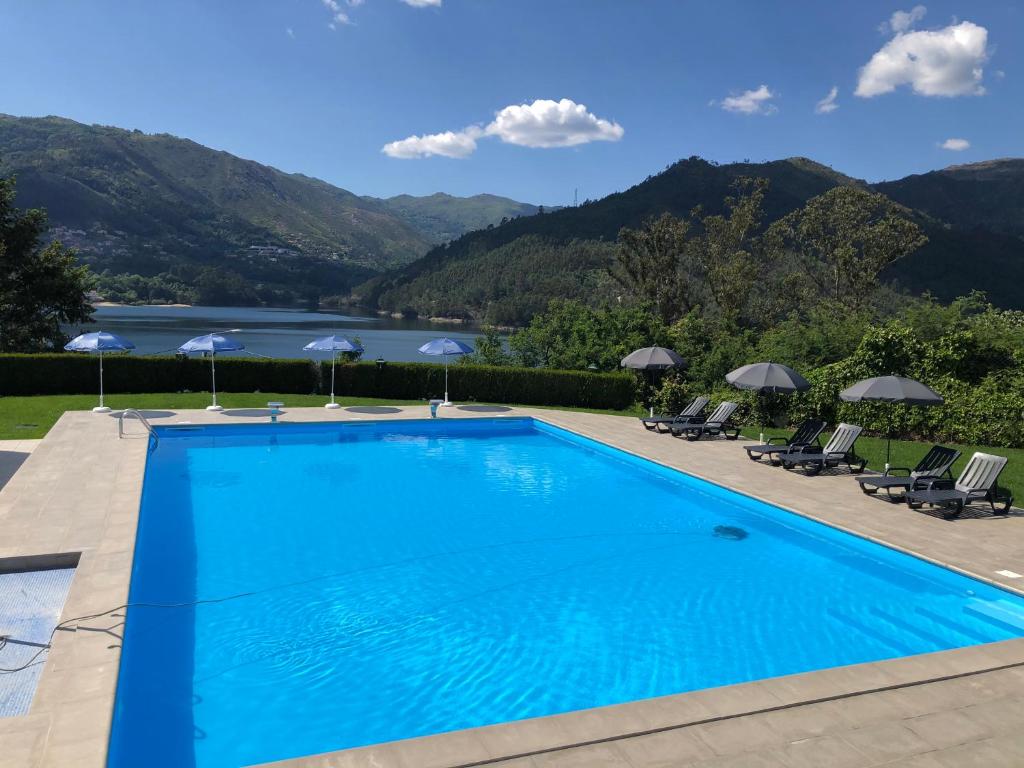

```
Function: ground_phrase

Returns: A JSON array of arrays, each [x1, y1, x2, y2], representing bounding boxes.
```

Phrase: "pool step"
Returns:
[[964, 599, 1024, 636], [869, 607, 955, 652], [826, 608, 919, 657], [914, 606, 994, 646]]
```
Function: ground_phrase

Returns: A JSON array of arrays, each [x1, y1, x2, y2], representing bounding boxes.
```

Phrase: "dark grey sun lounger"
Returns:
[[639, 396, 709, 432], [905, 452, 1013, 519], [744, 419, 827, 464], [857, 445, 960, 502], [671, 401, 740, 441], [779, 423, 866, 475]]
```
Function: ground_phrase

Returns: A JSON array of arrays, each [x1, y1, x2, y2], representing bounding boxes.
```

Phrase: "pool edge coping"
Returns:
[[253, 637, 1024, 768]]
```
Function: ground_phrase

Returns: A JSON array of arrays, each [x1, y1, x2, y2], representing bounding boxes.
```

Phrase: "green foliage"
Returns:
[[465, 327, 513, 366], [508, 299, 670, 371], [0, 355, 637, 410], [612, 213, 695, 324], [369, 235, 617, 325], [766, 187, 927, 310], [0, 175, 94, 351]]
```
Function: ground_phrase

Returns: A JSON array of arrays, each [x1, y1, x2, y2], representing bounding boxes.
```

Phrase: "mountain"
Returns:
[[368, 193, 542, 244], [0, 115, 538, 305], [874, 159, 1024, 238], [357, 156, 1024, 323]]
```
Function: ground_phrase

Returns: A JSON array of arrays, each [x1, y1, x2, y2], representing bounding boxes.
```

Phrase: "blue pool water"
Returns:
[[109, 418, 1024, 767]]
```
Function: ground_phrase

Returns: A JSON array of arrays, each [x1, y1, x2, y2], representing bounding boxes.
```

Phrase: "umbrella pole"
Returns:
[[325, 351, 341, 409], [93, 351, 111, 413], [886, 411, 892, 471], [207, 353, 222, 411], [444, 353, 450, 406]]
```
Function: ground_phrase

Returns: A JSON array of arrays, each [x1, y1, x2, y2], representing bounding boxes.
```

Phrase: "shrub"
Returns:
[[0, 354, 638, 411]]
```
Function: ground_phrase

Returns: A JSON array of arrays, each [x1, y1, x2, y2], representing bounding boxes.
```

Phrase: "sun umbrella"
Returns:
[[304, 335, 363, 409], [418, 337, 474, 406], [726, 362, 811, 443], [64, 331, 136, 413], [620, 346, 687, 370], [178, 332, 244, 411], [840, 375, 944, 469]]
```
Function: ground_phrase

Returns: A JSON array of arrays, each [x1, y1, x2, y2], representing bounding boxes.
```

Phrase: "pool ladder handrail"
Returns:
[[118, 409, 158, 445]]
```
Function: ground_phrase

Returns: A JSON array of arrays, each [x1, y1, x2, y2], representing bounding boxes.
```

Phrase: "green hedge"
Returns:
[[0, 354, 638, 411]]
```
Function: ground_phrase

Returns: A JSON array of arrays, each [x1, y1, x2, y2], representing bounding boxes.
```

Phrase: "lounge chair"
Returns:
[[639, 396, 710, 433], [670, 401, 740, 441], [744, 419, 827, 465], [856, 445, 961, 502], [779, 423, 866, 475], [904, 452, 1013, 519]]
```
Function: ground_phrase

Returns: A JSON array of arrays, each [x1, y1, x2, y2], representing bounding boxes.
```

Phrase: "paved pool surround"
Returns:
[[0, 405, 1022, 768]]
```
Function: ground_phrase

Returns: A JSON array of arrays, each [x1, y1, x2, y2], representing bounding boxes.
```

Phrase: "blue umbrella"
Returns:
[[418, 337, 474, 406], [178, 332, 244, 411], [64, 331, 136, 413], [304, 335, 363, 409]]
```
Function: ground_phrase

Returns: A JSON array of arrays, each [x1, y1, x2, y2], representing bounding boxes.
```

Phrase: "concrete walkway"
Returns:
[[0, 439, 40, 493]]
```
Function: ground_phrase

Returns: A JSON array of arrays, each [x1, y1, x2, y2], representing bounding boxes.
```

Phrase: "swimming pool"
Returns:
[[108, 417, 1024, 767]]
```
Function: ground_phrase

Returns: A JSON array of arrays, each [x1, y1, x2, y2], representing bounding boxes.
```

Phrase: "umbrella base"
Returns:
[[206, 404, 224, 412], [92, 406, 112, 414], [324, 402, 341, 410], [440, 401, 454, 407]]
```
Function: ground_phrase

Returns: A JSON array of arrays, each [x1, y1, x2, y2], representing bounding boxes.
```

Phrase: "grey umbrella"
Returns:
[[839, 375, 944, 467], [620, 346, 687, 370], [726, 362, 810, 393], [726, 362, 811, 442]]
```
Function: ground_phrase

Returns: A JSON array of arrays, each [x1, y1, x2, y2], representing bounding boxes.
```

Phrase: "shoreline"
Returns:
[[92, 301, 193, 308]]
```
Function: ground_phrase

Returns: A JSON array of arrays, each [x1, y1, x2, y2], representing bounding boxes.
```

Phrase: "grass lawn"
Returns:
[[0, 393, 643, 441], [741, 426, 1022, 508], [1, 395, 1017, 506]]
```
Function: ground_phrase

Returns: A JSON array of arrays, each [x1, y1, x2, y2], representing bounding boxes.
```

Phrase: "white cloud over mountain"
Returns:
[[383, 99, 624, 159], [720, 85, 777, 115], [856, 20, 989, 97], [814, 86, 839, 114], [401, 0, 441, 6], [940, 138, 970, 151]]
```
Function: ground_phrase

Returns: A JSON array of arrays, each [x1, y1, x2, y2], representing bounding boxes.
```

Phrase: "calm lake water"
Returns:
[[80, 305, 485, 362]]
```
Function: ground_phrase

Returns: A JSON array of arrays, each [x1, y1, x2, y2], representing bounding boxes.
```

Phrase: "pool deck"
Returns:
[[0, 404, 1023, 767]]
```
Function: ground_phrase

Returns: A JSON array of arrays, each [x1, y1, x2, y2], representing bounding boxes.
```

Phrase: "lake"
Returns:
[[81, 305, 486, 362]]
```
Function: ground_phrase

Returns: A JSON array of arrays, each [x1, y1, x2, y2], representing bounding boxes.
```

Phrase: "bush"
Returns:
[[0, 354, 638, 411], [328, 361, 637, 409]]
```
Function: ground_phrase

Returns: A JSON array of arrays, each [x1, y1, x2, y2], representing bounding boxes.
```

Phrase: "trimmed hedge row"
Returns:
[[0, 354, 638, 410]]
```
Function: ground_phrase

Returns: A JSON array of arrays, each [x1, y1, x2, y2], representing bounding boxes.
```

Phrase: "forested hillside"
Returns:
[[360, 156, 1024, 321]]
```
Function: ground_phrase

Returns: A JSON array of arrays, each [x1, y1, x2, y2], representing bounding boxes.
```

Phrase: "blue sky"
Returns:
[[1, 1, 1021, 205]]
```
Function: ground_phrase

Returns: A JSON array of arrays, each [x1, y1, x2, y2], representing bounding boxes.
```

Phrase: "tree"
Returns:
[[689, 177, 768, 324], [611, 212, 696, 324], [0, 175, 94, 351], [768, 187, 927, 310], [509, 299, 669, 370]]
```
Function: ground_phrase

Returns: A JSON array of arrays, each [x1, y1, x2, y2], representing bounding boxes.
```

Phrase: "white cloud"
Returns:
[[382, 99, 623, 159], [382, 128, 481, 159], [940, 137, 970, 151], [856, 21, 989, 97], [721, 85, 777, 115], [401, 0, 441, 6], [883, 5, 927, 34], [815, 86, 839, 114], [484, 99, 624, 148], [321, 0, 351, 27], [286, 27, 296, 38]]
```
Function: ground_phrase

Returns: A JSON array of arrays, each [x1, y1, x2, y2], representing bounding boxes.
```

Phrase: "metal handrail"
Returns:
[[118, 409, 157, 444]]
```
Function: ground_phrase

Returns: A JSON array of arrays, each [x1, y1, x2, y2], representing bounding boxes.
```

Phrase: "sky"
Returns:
[[1, 1, 1021, 206]]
